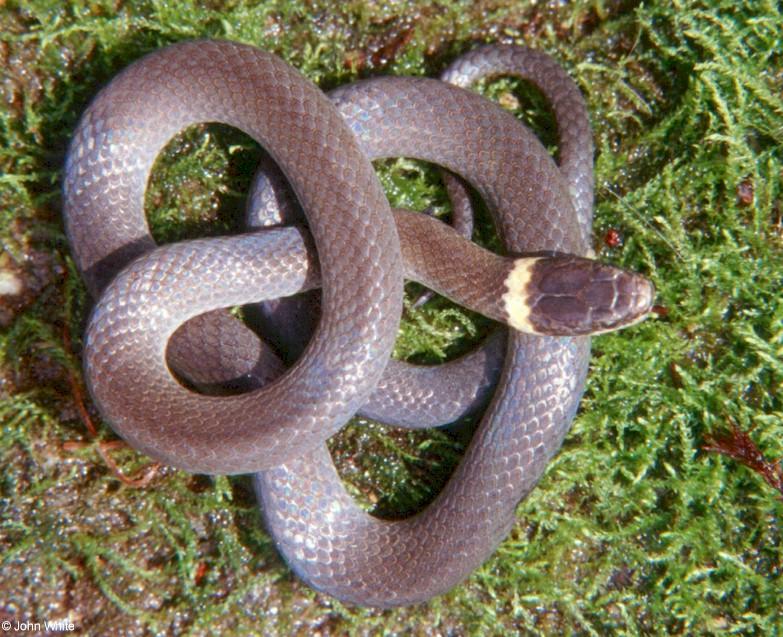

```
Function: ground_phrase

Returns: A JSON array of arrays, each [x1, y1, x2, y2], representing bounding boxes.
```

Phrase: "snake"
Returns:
[[63, 40, 654, 607]]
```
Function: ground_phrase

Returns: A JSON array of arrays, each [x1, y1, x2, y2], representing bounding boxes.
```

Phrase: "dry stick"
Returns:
[[703, 418, 783, 499], [62, 322, 159, 487]]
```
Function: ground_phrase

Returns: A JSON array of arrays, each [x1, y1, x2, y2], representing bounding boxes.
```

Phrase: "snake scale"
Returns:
[[63, 40, 653, 607]]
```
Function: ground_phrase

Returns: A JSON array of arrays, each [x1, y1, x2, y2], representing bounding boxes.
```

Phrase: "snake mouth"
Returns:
[[502, 254, 656, 336]]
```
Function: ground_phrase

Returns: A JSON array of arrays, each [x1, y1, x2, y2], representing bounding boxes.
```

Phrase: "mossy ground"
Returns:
[[1, 0, 781, 635]]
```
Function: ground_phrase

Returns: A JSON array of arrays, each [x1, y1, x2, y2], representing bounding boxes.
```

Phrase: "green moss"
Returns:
[[1, 0, 781, 634]]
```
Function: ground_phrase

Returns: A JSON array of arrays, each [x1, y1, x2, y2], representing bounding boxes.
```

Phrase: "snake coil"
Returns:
[[64, 40, 653, 607]]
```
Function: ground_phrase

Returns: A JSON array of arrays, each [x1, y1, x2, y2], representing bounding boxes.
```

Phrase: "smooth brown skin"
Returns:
[[63, 41, 648, 606]]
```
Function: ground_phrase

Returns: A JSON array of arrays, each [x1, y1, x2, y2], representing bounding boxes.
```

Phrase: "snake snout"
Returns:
[[502, 255, 655, 336]]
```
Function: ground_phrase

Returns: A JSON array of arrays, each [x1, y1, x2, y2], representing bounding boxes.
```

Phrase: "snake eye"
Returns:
[[502, 255, 655, 336]]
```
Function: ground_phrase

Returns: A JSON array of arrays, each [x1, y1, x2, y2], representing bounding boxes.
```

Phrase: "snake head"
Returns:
[[502, 254, 655, 336]]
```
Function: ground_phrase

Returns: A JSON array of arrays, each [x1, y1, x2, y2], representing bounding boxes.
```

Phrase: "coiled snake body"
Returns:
[[64, 40, 653, 607]]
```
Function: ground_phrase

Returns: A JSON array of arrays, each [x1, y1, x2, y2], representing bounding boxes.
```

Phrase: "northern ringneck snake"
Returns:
[[63, 40, 654, 607]]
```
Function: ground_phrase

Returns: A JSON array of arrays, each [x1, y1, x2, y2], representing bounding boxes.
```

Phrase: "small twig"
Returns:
[[62, 322, 97, 436], [703, 418, 783, 499], [62, 322, 159, 488], [93, 443, 159, 487]]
